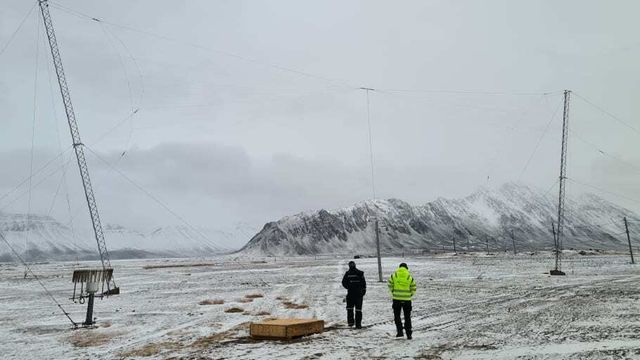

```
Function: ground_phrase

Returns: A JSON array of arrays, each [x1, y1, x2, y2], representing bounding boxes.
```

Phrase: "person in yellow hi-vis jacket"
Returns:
[[387, 263, 416, 339]]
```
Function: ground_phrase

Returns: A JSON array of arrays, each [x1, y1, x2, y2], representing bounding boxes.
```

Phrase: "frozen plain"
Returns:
[[2, 252, 640, 359]]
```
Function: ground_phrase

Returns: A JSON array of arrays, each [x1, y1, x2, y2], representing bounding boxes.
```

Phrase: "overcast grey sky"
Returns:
[[1, 0, 639, 241]]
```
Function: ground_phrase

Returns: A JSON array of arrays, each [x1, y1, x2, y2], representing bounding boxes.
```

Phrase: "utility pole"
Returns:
[[375, 218, 382, 282], [511, 229, 517, 255], [551, 220, 558, 258], [453, 238, 457, 254], [361, 86, 383, 282], [485, 238, 489, 255], [625, 217, 634, 264], [551, 90, 570, 276], [38, 0, 118, 292], [361, 87, 376, 201]]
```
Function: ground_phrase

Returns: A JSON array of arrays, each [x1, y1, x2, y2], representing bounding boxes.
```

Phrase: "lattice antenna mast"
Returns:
[[553, 90, 571, 275], [38, 0, 116, 290]]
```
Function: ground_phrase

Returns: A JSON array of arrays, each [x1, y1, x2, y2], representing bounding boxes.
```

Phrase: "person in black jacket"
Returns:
[[342, 261, 366, 328]]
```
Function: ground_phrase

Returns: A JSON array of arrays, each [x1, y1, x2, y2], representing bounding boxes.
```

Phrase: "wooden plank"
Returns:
[[250, 323, 287, 339], [250, 318, 324, 340], [285, 320, 324, 338]]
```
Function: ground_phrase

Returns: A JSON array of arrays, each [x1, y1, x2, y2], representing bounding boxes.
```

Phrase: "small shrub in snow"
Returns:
[[224, 307, 244, 313], [199, 299, 224, 305], [282, 301, 308, 309]]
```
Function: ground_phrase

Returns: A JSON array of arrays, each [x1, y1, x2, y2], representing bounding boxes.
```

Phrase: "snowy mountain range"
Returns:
[[240, 183, 639, 256], [3, 183, 636, 261], [0, 213, 257, 262]]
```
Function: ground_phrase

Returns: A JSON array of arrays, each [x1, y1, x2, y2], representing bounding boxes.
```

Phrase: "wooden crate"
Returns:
[[250, 318, 324, 340]]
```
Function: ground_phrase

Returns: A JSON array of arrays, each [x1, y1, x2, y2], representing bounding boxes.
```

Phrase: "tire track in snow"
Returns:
[[416, 273, 640, 355]]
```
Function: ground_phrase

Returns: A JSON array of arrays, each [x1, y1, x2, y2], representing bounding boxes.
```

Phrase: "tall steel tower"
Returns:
[[551, 90, 571, 276], [38, 0, 118, 293]]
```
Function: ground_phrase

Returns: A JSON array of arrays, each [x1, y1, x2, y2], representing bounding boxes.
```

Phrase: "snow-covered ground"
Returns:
[[2, 252, 640, 359]]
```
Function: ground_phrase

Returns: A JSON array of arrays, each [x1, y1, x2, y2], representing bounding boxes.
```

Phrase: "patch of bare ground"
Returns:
[[415, 344, 450, 359], [254, 311, 271, 316], [301, 352, 325, 359], [461, 343, 498, 350], [238, 298, 253, 303], [143, 262, 215, 270], [68, 330, 122, 348], [199, 299, 224, 305], [224, 307, 245, 313], [118, 341, 183, 358], [282, 301, 308, 309], [166, 328, 191, 337], [245, 293, 264, 299], [191, 322, 250, 348]]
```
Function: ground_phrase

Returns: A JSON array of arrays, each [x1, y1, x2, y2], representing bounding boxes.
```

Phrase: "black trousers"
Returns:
[[392, 299, 412, 334], [346, 294, 363, 327]]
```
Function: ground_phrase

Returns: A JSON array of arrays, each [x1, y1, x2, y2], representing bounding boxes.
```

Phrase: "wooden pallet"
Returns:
[[250, 318, 324, 340]]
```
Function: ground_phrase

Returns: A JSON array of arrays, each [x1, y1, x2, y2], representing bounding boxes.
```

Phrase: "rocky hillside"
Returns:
[[239, 183, 638, 255]]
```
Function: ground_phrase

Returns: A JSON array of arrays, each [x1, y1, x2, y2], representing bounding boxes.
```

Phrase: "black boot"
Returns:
[[347, 307, 354, 327], [355, 310, 362, 329], [406, 331, 412, 340], [395, 323, 404, 337]]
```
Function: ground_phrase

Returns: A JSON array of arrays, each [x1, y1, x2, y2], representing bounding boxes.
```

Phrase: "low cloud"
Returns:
[[2, 141, 639, 248]]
